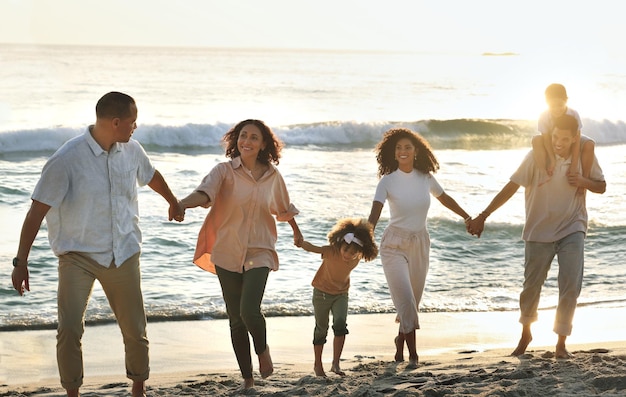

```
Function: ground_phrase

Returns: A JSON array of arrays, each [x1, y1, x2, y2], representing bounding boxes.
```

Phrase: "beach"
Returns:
[[2, 307, 625, 396], [1, 44, 625, 396]]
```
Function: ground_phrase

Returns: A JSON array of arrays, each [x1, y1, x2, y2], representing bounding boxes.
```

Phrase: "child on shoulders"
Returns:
[[532, 83, 595, 194]]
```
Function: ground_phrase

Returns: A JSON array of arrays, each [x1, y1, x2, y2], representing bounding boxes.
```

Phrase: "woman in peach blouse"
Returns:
[[180, 119, 303, 389]]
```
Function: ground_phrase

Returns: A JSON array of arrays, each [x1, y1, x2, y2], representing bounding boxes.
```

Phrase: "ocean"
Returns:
[[1, 44, 625, 331]]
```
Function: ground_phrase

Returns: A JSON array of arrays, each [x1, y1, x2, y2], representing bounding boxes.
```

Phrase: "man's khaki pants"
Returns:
[[56, 252, 149, 390]]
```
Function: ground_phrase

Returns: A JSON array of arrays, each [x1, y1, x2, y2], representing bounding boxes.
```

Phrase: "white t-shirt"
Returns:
[[538, 107, 583, 134], [373, 169, 444, 232]]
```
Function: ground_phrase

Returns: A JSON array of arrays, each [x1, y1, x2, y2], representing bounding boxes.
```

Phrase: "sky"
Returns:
[[1, 0, 625, 61]]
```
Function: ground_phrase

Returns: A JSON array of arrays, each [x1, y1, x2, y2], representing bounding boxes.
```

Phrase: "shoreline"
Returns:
[[1, 307, 625, 395]]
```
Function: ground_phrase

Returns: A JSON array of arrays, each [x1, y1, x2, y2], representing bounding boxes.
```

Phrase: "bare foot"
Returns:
[[258, 345, 274, 379], [330, 363, 346, 376], [66, 389, 79, 397], [406, 356, 418, 370], [394, 336, 404, 362], [555, 344, 573, 359], [131, 380, 146, 397], [244, 378, 254, 389], [314, 363, 326, 377], [511, 332, 532, 356]]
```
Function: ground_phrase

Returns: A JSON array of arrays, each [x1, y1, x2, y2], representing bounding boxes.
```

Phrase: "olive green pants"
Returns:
[[216, 265, 270, 379]]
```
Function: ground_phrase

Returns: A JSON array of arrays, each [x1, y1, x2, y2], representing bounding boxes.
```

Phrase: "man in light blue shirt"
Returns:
[[11, 92, 184, 397]]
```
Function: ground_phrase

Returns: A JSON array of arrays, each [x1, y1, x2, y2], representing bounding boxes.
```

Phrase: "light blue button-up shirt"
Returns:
[[32, 127, 156, 267]]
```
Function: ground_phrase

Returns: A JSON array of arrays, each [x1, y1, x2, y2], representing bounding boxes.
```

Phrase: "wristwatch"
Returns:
[[12, 257, 27, 267]]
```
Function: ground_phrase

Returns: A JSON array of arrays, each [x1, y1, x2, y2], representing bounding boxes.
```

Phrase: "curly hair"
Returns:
[[374, 127, 439, 178], [222, 119, 284, 165], [327, 218, 378, 262]]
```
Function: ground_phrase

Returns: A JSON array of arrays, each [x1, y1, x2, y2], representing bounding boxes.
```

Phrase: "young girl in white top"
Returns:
[[368, 127, 473, 369]]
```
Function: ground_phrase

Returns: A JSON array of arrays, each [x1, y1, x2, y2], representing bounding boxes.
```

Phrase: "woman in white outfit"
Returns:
[[368, 127, 472, 368]]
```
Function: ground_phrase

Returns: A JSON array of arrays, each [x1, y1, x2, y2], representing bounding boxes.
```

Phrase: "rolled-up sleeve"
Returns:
[[193, 160, 298, 274], [195, 163, 227, 208], [269, 170, 299, 221]]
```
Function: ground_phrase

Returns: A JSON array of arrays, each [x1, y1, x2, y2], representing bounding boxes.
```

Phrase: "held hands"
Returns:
[[169, 200, 185, 222], [466, 215, 486, 238], [293, 230, 304, 247]]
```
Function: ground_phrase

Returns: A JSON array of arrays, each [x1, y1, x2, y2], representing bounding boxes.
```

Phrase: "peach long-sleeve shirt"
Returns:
[[193, 157, 299, 274]]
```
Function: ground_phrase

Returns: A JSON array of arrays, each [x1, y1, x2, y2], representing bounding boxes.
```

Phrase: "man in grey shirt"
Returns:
[[468, 114, 606, 359], [11, 92, 184, 397]]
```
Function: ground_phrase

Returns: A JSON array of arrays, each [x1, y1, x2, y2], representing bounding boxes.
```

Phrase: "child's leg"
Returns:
[[575, 138, 594, 195], [531, 135, 546, 169], [330, 335, 346, 376], [581, 139, 595, 178], [312, 289, 332, 377], [313, 344, 326, 377], [330, 293, 349, 376], [543, 132, 556, 175], [569, 136, 582, 175], [532, 133, 555, 175]]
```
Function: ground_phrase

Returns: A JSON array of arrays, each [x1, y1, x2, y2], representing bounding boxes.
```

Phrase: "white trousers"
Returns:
[[380, 226, 430, 334]]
